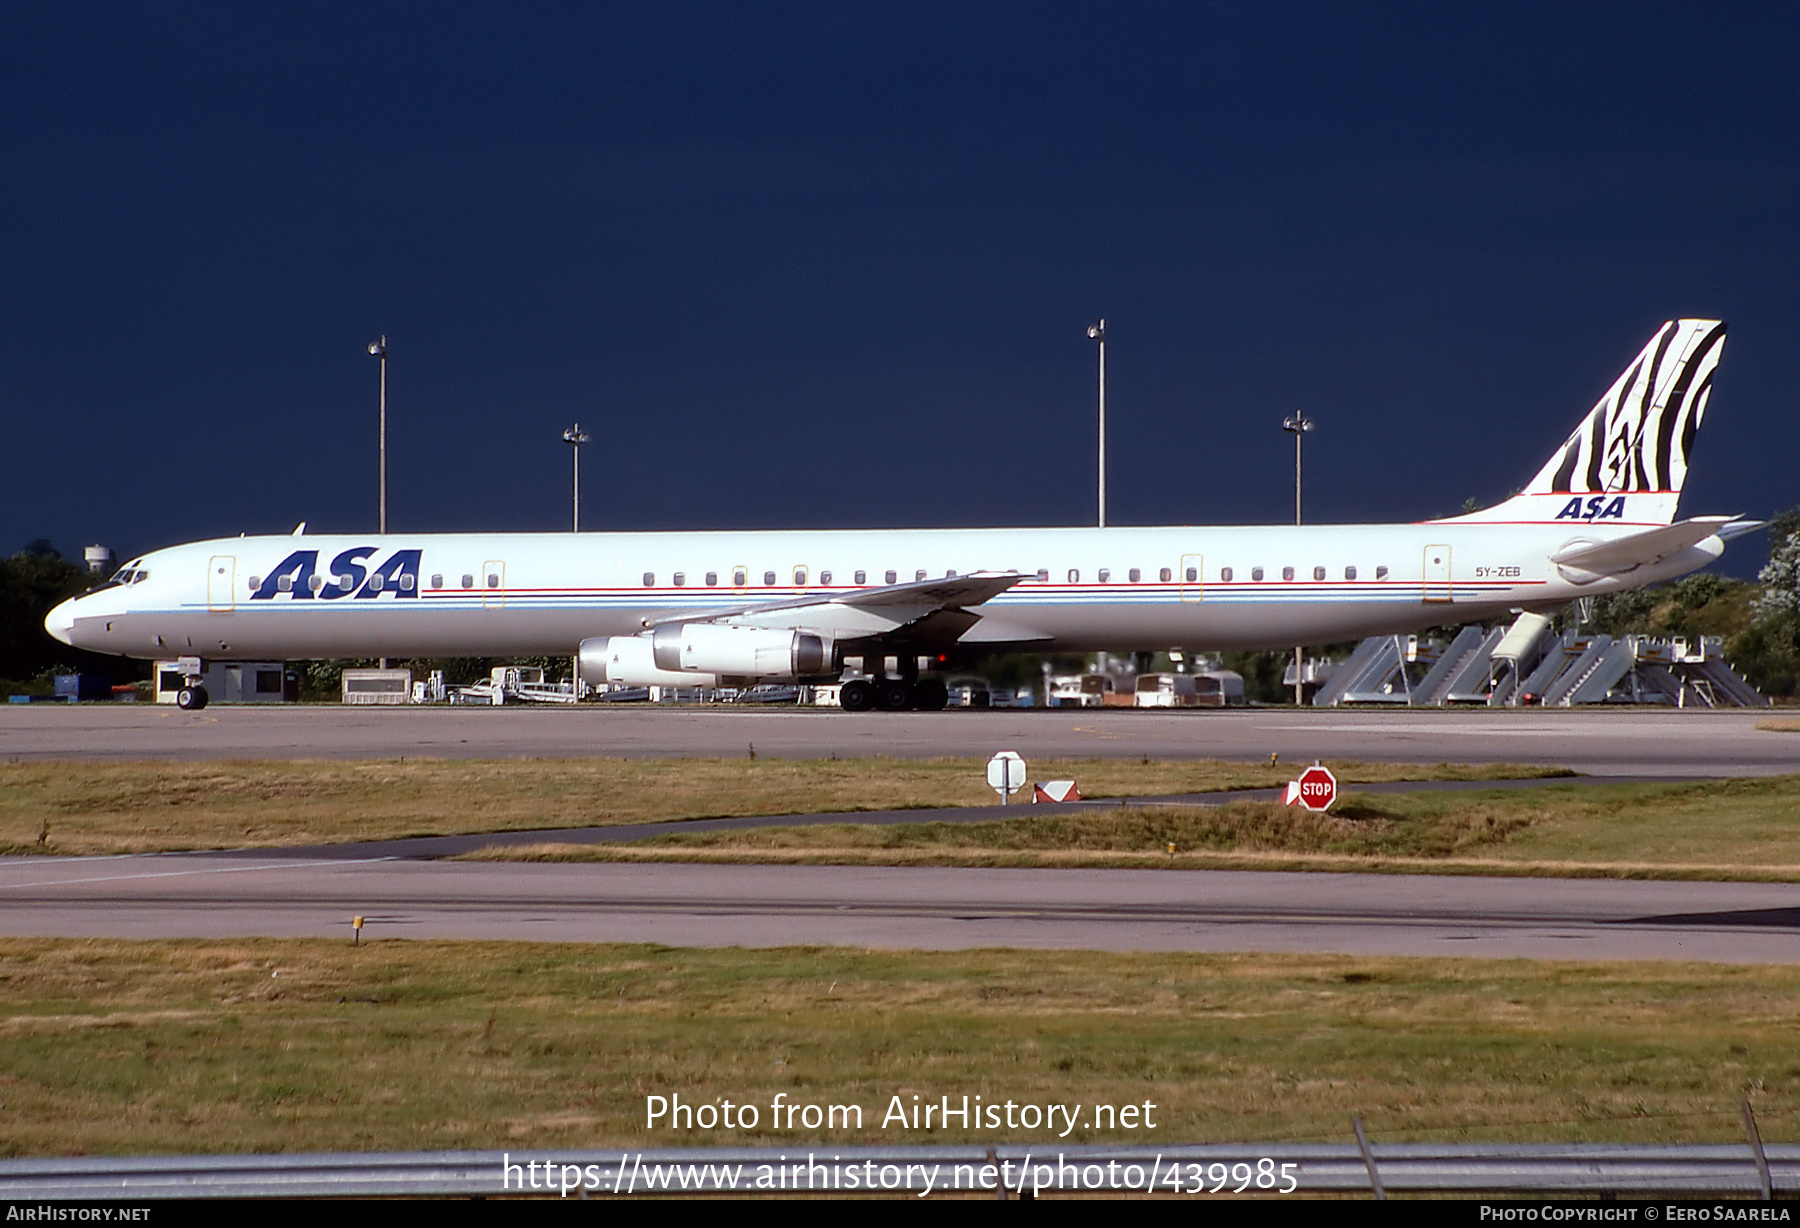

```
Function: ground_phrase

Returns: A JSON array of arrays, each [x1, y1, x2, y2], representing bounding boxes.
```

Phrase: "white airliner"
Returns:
[[49, 319, 1756, 711]]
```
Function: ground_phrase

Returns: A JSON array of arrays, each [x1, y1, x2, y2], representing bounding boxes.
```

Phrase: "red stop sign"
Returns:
[[1294, 765, 1337, 811]]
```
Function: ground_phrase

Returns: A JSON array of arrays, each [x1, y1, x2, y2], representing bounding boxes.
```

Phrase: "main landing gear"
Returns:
[[839, 677, 948, 712]]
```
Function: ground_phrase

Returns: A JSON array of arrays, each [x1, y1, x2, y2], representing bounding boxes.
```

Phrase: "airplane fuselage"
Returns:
[[51, 516, 1721, 664]]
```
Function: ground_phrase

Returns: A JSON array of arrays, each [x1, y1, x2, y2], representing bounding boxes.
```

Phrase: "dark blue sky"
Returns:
[[4, 4, 1796, 576]]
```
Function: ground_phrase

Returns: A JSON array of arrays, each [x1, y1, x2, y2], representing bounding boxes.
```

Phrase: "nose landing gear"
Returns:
[[175, 685, 210, 710]]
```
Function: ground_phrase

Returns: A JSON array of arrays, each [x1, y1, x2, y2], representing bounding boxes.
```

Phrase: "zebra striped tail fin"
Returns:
[[1441, 319, 1726, 527]]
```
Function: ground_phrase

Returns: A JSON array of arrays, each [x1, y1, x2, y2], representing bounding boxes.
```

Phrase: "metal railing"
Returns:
[[2, 1141, 1794, 1199]]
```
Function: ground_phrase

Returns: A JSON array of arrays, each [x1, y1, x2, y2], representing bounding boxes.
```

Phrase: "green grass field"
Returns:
[[0, 939, 1795, 1157], [472, 775, 1800, 881], [0, 757, 1564, 855]]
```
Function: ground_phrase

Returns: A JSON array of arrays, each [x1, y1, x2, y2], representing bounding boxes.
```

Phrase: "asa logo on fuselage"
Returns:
[[250, 549, 422, 600], [1555, 496, 1627, 521]]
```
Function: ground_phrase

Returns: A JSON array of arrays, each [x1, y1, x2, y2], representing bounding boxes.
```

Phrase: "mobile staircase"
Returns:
[[1315, 620, 1766, 708], [1310, 635, 1439, 706]]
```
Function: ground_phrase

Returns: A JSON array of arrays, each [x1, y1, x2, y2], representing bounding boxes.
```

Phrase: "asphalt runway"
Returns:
[[2, 704, 1796, 776], [3, 854, 1796, 962]]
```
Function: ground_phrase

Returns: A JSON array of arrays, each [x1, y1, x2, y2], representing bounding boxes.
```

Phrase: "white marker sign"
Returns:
[[987, 751, 1027, 804]]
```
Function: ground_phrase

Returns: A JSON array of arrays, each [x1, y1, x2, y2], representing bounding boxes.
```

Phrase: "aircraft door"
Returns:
[[208, 556, 236, 612], [1180, 554, 1204, 603], [1423, 545, 1452, 603], [482, 560, 506, 609]]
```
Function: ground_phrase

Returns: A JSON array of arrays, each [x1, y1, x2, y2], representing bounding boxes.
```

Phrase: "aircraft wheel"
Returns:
[[839, 679, 875, 712], [911, 679, 948, 711], [176, 685, 209, 711], [874, 680, 913, 711]]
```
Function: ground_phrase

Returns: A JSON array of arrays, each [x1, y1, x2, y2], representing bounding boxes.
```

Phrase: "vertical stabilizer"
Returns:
[[1438, 319, 1726, 526]]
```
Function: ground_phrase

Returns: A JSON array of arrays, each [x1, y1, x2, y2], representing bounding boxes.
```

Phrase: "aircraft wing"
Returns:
[[640, 571, 1042, 641], [1551, 516, 1740, 582]]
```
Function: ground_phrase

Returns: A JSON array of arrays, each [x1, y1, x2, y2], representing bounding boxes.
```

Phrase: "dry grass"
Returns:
[[1, 939, 1797, 1156], [0, 757, 1564, 855], [1756, 718, 1800, 733], [468, 777, 1800, 882]]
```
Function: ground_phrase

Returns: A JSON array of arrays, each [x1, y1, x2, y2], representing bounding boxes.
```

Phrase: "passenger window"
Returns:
[[640, 572, 653, 587], [1219, 567, 1231, 582], [915, 570, 927, 581], [1312, 566, 1326, 581], [1068, 569, 1079, 583], [1282, 566, 1295, 581], [399, 574, 415, 591], [1345, 566, 1357, 581], [430, 574, 443, 589], [763, 571, 777, 586], [1128, 568, 1141, 582], [277, 575, 293, 592], [673, 572, 686, 587], [820, 571, 832, 585], [945, 570, 957, 578], [885, 570, 897, 584], [705, 572, 718, 586], [733, 568, 747, 587], [340, 575, 355, 592], [461, 574, 474, 589], [248, 575, 262, 591], [1160, 568, 1172, 582], [1098, 569, 1111, 582], [1037, 569, 1049, 581], [1376, 565, 1389, 580], [793, 568, 807, 586], [854, 570, 866, 585], [367, 573, 384, 592], [485, 573, 498, 589], [313, 575, 328, 592], [1251, 567, 1264, 582]]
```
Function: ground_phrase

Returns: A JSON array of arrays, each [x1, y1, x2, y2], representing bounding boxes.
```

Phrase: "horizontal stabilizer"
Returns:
[[1551, 517, 1735, 581]]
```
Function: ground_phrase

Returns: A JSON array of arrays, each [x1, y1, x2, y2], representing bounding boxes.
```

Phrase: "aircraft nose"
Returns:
[[45, 597, 78, 646]]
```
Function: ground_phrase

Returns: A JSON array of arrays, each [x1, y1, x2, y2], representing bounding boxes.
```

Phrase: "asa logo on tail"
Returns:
[[250, 549, 423, 600], [1555, 496, 1627, 521]]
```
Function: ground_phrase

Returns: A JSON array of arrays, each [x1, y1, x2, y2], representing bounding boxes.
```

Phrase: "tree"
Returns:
[[1753, 508, 1800, 620], [0, 543, 119, 685], [1734, 507, 1800, 697]]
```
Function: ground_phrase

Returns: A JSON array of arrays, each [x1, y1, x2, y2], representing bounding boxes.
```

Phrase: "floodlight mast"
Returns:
[[367, 335, 389, 669], [367, 336, 388, 535], [562, 423, 590, 532], [1088, 319, 1106, 529], [1282, 410, 1315, 705]]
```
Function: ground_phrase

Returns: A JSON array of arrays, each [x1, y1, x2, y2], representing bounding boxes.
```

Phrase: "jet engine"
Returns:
[[652, 623, 829, 678], [578, 625, 831, 687], [578, 636, 717, 687]]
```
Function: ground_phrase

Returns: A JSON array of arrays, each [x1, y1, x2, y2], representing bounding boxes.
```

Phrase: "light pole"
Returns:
[[367, 336, 388, 535], [1282, 411, 1314, 705], [562, 423, 589, 532], [1088, 319, 1106, 528], [367, 336, 389, 670], [563, 421, 592, 698]]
